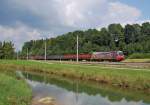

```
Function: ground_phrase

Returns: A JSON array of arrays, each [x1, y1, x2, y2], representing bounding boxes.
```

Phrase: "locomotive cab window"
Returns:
[[117, 51, 123, 56]]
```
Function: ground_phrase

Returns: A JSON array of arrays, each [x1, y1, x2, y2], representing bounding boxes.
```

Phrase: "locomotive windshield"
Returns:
[[117, 51, 124, 56]]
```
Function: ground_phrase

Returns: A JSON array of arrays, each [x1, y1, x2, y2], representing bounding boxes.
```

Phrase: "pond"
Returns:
[[17, 71, 150, 105]]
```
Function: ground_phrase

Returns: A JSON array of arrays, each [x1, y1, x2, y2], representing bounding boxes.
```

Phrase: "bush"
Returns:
[[128, 53, 150, 59]]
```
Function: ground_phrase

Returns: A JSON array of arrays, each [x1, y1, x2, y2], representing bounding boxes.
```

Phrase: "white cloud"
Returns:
[[96, 1, 142, 29], [0, 0, 146, 50], [106, 2, 141, 23], [10, 0, 141, 28], [0, 24, 42, 51]]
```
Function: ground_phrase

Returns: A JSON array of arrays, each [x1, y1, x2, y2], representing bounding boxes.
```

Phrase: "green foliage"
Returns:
[[0, 42, 3, 59], [124, 24, 141, 44], [0, 41, 15, 59], [128, 53, 150, 59], [21, 22, 150, 57]]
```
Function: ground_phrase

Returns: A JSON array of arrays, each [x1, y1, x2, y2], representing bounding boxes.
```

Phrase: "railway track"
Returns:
[[81, 62, 150, 69], [34, 60, 150, 70]]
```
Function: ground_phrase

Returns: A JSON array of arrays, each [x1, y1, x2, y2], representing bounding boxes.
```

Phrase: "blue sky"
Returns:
[[118, 0, 150, 20], [0, 0, 149, 51]]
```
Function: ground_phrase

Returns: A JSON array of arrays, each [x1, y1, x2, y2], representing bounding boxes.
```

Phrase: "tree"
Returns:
[[82, 41, 93, 53], [124, 24, 141, 44], [2, 41, 15, 59], [141, 22, 150, 41], [108, 24, 124, 48], [0, 42, 3, 59], [93, 28, 111, 46], [141, 22, 150, 35]]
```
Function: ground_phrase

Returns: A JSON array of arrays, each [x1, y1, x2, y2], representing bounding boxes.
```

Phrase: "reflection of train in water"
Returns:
[[29, 51, 124, 62]]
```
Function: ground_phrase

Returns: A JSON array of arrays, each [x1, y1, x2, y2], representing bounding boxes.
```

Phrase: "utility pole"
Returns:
[[44, 39, 47, 61], [26, 48, 29, 60], [17, 52, 19, 60], [77, 35, 79, 63]]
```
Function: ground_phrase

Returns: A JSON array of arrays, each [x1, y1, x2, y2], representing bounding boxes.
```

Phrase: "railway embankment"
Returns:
[[0, 60, 150, 92]]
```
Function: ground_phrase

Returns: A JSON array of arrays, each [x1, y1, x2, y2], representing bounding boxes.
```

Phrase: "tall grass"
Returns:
[[0, 71, 32, 105], [0, 60, 150, 91]]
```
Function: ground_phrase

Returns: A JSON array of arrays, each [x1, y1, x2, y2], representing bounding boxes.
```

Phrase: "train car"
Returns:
[[29, 55, 63, 60], [47, 55, 63, 60], [29, 55, 44, 60], [78, 54, 92, 60], [64, 54, 92, 60], [91, 51, 124, 61]]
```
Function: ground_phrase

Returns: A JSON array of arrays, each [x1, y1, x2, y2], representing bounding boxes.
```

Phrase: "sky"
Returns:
[[0, 0, 149, 51]]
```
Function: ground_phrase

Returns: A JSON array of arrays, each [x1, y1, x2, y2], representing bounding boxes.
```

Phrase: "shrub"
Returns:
[[128, 53, 150, 59]]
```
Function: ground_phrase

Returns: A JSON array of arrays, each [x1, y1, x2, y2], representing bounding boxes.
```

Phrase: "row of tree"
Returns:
[[0, 41, 15, 59], [19, 22, 149, 56]]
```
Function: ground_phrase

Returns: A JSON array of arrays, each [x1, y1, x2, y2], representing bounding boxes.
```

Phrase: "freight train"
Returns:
[[29, 51, 124, 62]]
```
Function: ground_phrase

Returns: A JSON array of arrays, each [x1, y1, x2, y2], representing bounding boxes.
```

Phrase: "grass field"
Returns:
[[0, 71, 32, 105], [0, 60, 150, 91], [123, 59, 150, 63]]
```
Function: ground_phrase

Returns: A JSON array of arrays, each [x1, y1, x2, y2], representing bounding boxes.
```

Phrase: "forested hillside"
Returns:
[[21, 22, 150, 56]]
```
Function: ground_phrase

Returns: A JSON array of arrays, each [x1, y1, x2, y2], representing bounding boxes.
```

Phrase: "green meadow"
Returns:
[[0, 60, 150, 91]]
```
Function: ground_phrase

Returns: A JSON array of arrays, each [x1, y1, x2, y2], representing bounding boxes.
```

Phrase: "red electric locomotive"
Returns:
[[91, 51, 124, 61]]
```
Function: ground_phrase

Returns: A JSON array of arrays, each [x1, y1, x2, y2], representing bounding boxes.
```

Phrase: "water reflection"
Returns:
[[18, 71, 150, 105]]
